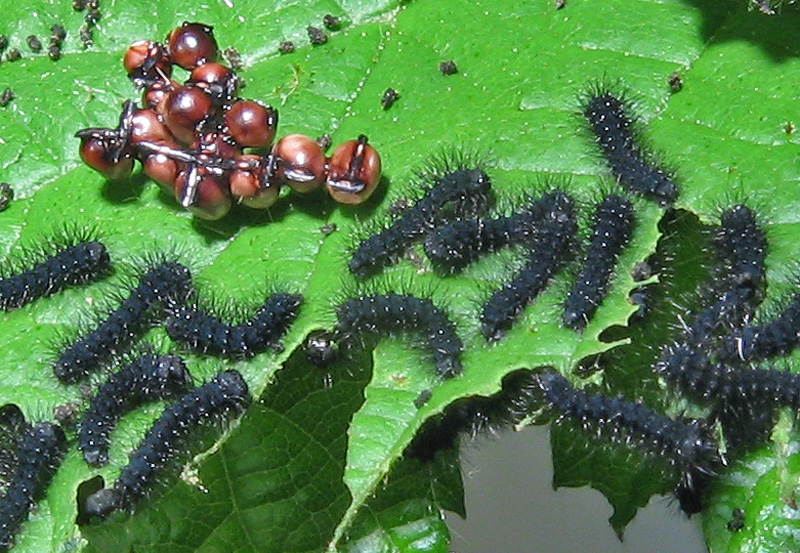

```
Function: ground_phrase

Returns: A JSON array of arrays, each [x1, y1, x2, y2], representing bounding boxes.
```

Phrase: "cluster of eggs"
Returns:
[[76, 22, 382, 219]]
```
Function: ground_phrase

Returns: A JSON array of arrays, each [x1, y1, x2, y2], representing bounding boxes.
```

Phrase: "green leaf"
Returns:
[[3, 0, 800, 552]]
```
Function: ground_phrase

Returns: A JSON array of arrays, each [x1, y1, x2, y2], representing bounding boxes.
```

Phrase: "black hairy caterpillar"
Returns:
[[655, 206, 770, 446], [349, 163, 492, 278], [0, 422, 65, 552], [78, 354, 194, 467], [85, 370, 250, 517], [657, 343, 800, 411], [717, 296, 800, 364], [713, 205, 767, 294], [423, 190, 569, 274], [481, 192, 576, 341], [54, 261, 193, 384], [656, 341, 800, 448], [563, 194, 635, 330], [682, 288, 755, 346], [583, 90, 678, 206], [0, 407, 25, 497], [537, 371, 721, 514], [679, 205, 766, 345], [0, 240, 110, 312], [335, 293, 463, 378], [164, 292, 303, 358]]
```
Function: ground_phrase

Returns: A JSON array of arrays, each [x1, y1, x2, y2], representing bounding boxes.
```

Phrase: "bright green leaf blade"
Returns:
[[4, 0, 800, 552]]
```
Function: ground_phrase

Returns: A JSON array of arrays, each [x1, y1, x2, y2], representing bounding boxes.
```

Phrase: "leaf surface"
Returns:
[[1, 1, 800, 552]]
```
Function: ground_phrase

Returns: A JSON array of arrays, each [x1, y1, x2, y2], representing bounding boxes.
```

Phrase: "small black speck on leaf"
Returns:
[[316, 133, 332, 151], [0, 182, 13, 211], [307, 26, 328, 46], [439, 60, 458, 75], [0, 88, 14, 107], [26, 35, 42, 53], [668, 71, 683, 93], [381, 88, 400, 110], [323, 14, 341, 30]]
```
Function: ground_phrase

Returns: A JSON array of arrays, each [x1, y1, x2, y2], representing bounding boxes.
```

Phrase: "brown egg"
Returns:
[[326, 135, 381, 204], [272, 134, 327, 193], [229, 154, 281, 209], [78, 136, 134, 180], [225, 100, 278, 148], [163, 86, 213, 144], [175, 166, 231, 220], [166, 22, 218, 70]]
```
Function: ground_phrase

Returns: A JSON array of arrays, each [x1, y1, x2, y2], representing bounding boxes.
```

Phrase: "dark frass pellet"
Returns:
[[414, 389, 433, 408], [0, 183, 13, 211], [0, 35, 7, 52], [278, 41, 295, 54], [669, 71, 683, 93], [323, 14, 341, 30], [316, 133, 332, 151], [0, 89, 14, 107], [727, 508, 745, 532], [54, 401, 81, 425], [80, 26, 93, 47], [631, 261, 652, 282], [381, 88, 399, 110], [85, 8, 101, 25], [6, 49, 21, 62], [26, 35, 42, 52], [48, 45, 62, 61], [439, 60, 458, 75], [51, 24, 67, 42], [223, 46, 243, 71], [307, 26, 328, 46], [304, 330, 337, 367]]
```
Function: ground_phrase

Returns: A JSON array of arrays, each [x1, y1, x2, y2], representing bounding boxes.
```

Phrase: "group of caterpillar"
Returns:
[[332, 85, 742, 518], [0, 234, 303, 540], [321, 170, 633, 375], [339, 89, 691, 510], [405, 89, 788, 516], [85, 370, 250, 517], [653, 205, 800, 453], [345, 88, 651, 347], [0, 77, 759, 546], [52, 256, 302, 384], [58, 256, 299, 517], [410, 199, 798, 515]]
